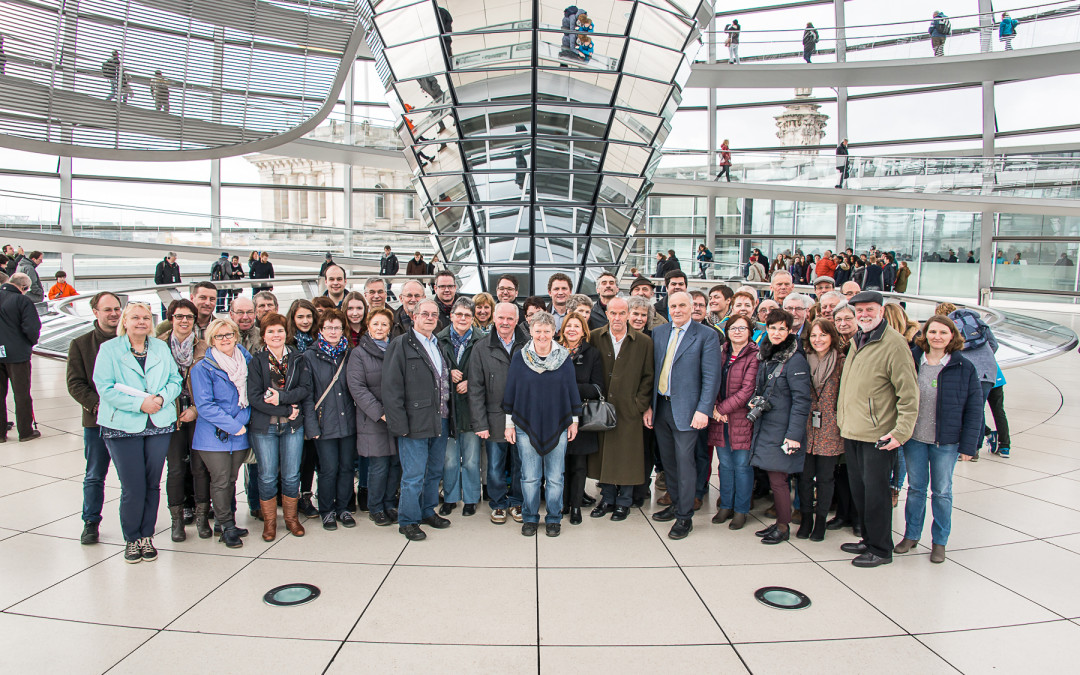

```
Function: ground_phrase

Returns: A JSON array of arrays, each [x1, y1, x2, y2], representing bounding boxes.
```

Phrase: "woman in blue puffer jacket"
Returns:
[[191, 318, 252, 549]]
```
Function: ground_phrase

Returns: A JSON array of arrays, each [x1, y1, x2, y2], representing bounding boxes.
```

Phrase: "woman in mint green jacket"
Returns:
[[93, 302, 182, 564]]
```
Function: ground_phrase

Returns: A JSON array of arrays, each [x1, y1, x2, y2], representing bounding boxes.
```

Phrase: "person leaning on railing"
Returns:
[[92, 301, 182, 564], [190, 318, 253, 549], [158, 299, 209, 543]]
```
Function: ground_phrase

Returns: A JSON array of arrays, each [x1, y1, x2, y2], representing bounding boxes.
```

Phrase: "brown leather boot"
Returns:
[[260, 499, 278, 541], [282, 495, 306, 537]]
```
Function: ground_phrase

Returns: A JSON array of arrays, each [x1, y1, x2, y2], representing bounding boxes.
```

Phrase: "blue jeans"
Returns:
[[244, 463, 261, 512], [443, 431, 481, 505], [716, 446, 753, 514], [517, 430, 567, 525], [82, 427, 111, 524], [890, 445, 907, 491], [695, 429, 712, 499], [251, 424, 304, 499], [485, 439, 523, 509], [367, 455, 401, 514], [902, 440, 959, 545], [397, 419, 449, 526], [315, 435, 357, 517]]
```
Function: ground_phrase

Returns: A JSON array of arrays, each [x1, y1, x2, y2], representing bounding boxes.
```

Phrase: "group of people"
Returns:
[[721, 11, 1020, 64], [37, 247, 1008, 571], [101, 50, 171, 110], [560, 6, 596, 63], [746, 247, 913, 295]]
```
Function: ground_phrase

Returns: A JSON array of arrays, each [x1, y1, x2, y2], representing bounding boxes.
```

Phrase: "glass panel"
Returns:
[[992, 240, 1079, 293], [375, 3, 440, 48]]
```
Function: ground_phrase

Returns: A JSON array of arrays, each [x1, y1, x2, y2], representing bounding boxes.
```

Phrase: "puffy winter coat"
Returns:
[[748, 336, 811, 474], [707, 341, 760, 451], [346, 334, 396, 457], [190, 347, 252, 451], [910, 348, 985, 455]]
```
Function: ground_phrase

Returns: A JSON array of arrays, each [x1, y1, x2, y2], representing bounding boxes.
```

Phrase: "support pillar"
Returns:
[[211, 159, 221, 248], [833, 0, 848, 251], [978, 0, 995, 297]]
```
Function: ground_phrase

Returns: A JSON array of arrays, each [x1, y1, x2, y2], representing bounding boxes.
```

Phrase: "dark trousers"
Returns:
[[367, 455, 401, 515], [0, 360, 33, 438], [166, 420, 209, 507], [799, 454, 839, 518], [986, 385, 1010, 447], [197, 449, 246, 528], [565, 454, 589, 508], [654, 398, 699, 520], [834, 462, 858, 525], [716, 165, 731, 182], [694, 429, 712, 499], [803, 45, 814, 62], [768, 471, 792, 526], [845, 439, 894, 558], [106, 434, 171, 542], [82, 427, 111, 524], [601, 482, 633, 508], [300, 439, 318, 493], [315, 436, 357, 516]]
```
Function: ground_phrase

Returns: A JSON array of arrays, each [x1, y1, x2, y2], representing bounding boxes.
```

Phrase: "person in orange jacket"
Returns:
[[48, 270, 78, 300]]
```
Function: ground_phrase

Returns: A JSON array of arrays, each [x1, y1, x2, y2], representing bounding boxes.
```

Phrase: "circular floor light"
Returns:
[[754, 586, 811, 610], [263, 583, 320, 607]]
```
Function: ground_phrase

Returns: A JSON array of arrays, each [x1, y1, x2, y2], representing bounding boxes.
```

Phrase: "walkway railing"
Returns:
[[654, 151, 1080, 200], [705, 1, 1080, 63]]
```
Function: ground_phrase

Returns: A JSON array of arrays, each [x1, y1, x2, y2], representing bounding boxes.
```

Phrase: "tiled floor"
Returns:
[[3, 322, 1080, 674]]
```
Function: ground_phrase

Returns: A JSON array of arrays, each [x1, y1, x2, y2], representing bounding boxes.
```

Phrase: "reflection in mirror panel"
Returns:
[[362, 0, 712, 293]]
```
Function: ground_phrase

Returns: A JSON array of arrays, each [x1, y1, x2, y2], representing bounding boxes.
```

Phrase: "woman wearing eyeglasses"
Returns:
[[707, 314, 759, 531], [93, 302, 183, 564], [301, 308, 357, 531], [190, 318, 253, 548], [157, 299, 209, 542]]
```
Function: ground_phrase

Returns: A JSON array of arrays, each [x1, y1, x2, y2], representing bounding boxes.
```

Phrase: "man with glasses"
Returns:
[[495, 274, 520, 307], [384, 299, 454, 541], [364, 277, 388, 311], [230, 297, 261, 353], [432, 270, 460, 331], [392, 279, 427, 339], [67, 292, 123, 544], [783, 293, 813, 343], [841, 280, 861, 300]]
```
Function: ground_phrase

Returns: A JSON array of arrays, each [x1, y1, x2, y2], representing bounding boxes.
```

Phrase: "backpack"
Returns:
[[210, 259, 227, 281], [949, 309, 988, 351], [940, 18, 952, 35]]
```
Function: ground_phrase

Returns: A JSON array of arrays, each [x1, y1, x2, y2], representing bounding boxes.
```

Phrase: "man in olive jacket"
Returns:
[[384, 299, 452, 541], [467, 302, 528, 524], [587, 297, 654, 518], [66, 292, 122, 545], [837, 291, 919, 568]]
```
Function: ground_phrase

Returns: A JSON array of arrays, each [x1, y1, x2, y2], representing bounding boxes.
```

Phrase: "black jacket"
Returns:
[[154, 258, 181, 285], [566, 341, 603, 455], [910, 348, 984, 455], [384, 329, 450, 439], [250, 260, 275, 290], [467, 325, 529, 438], [346, 335, 396, 457], [748, 336, 812, 474], [589, 299, 609, 329], [380, 253, 400, 276], [437, 325, 483, 434], [389, 305, 415, 340], [0, 283, 41, 363], [247, 346, 312, 434], [301, 346, 354, 440]]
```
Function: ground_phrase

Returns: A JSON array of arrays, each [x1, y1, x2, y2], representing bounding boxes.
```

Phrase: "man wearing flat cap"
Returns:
[[836, 291, 919, 568]]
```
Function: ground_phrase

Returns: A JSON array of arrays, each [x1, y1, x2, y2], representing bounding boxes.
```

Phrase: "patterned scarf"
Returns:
[[169, 331, 195, 369], [522, 340, 569, 373], [316, 334, 348, 361], [295, 331, 314, 353], [450, 327, 472, 362], [268, 349, 288, 388]]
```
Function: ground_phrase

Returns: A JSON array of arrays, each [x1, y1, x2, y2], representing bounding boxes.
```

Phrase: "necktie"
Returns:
[[658, 325, 681, 395]]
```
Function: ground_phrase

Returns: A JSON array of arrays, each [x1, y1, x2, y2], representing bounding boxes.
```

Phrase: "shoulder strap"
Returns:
[[314, 355, 347, 411]]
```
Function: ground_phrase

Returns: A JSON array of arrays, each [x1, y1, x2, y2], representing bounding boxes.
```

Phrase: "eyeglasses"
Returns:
[[436, 284, 457, 290], [452, 312, 473, 319], [727, 326, 749, 333], [496, 285, 516, 292], [417, 311, 440, 319], [213, 334, 236, 342], [232, 310, 256, 317], [172, 314, 195, 321], [321, 325, 344, 332]]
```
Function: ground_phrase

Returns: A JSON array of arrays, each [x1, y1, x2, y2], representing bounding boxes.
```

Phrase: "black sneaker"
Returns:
[[545, 523, 561, 537], [521, 522, 538, 537], [138, 537, 158, 562], [422, 514, 451, 529], [322, 513, 337, 531], [338, 511, 357, 528], [369, 511, 392, 526], [80, 521, 99, 545], [462, 503, 476, 517], [399, 523, 426, 541], [124, 541, 142, 564], [298, 494, 319, 517]]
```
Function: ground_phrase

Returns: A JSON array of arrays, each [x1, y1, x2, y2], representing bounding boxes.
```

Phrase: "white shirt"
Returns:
[[608, 328, 628, 359], [659, 320, 690, 394], [551, 307, 567, 332]]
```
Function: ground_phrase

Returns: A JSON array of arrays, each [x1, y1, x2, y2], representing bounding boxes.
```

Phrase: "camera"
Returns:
[[875, 438, 892, 449], [746, 395, 772, 423], [177, 393, 192, 410]]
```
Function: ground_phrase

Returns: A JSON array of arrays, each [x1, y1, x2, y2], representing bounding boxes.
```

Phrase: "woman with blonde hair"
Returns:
[[472, 292, 495, 332], [883, 303, 920, 345], [94, 301, 183, 563]]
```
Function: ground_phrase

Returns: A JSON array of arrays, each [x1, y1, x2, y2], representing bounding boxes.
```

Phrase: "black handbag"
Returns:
[[579, 384, 617, 432]]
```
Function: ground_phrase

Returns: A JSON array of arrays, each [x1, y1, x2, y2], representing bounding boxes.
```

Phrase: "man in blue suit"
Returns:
[[645, 291, 721, 539]]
